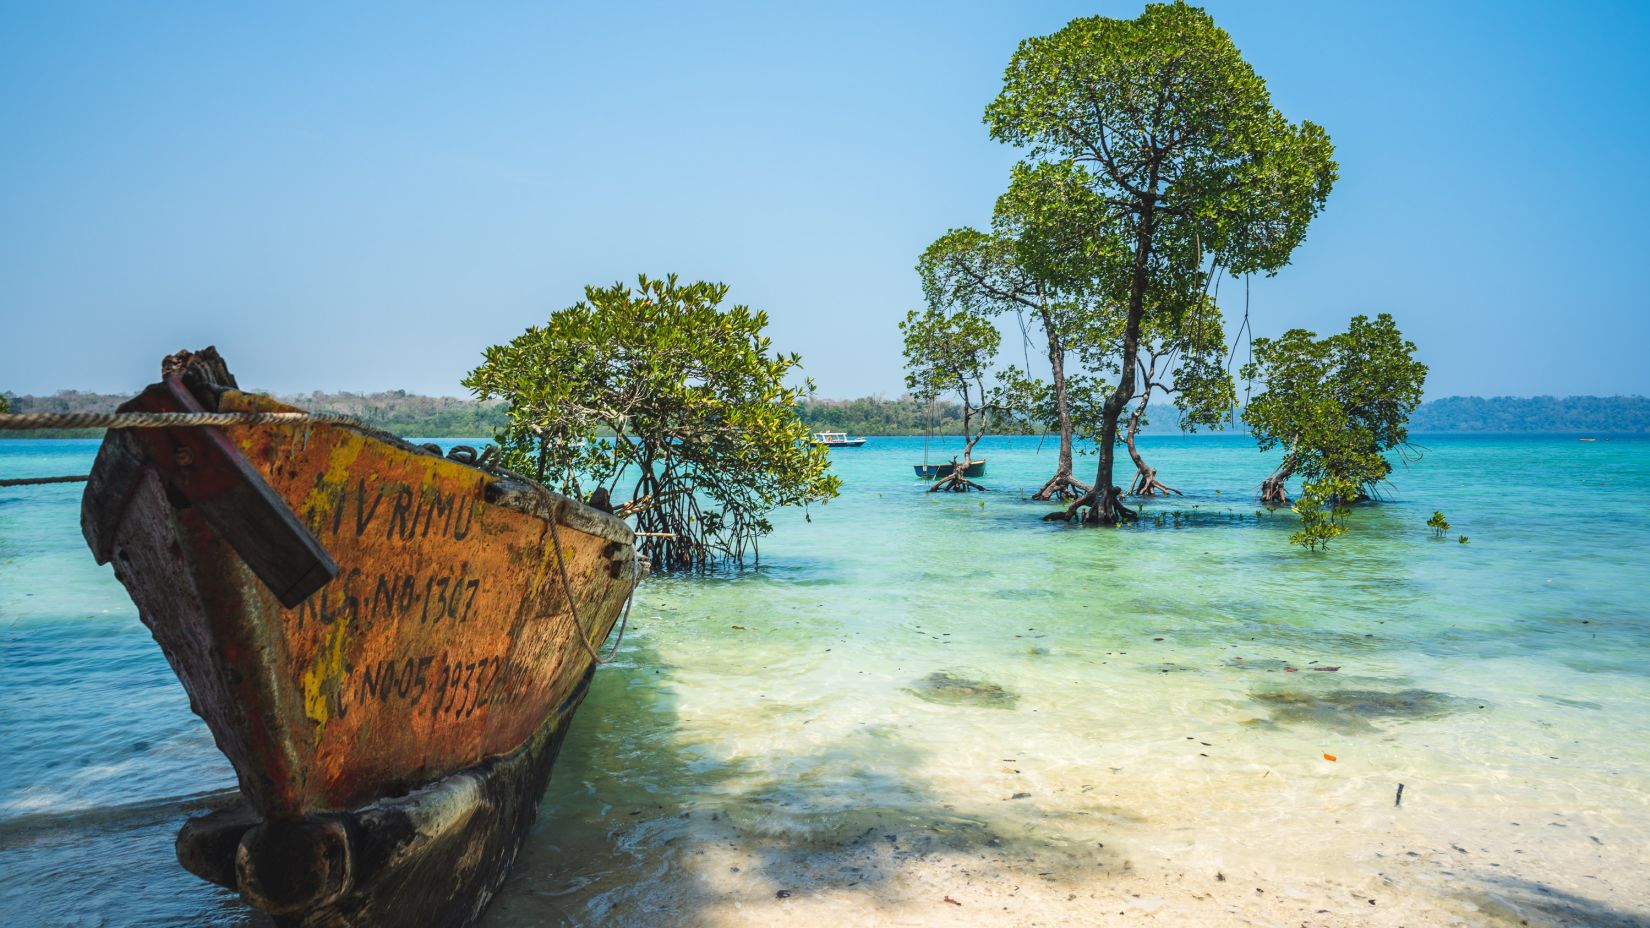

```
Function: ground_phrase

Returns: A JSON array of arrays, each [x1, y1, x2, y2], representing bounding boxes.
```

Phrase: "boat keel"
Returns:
[[176, 667, 595, 928]]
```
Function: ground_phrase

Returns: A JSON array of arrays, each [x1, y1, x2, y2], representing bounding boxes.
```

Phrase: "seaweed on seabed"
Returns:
[[1250, 687, 1468, 733], [905, 672, 1020, 709]]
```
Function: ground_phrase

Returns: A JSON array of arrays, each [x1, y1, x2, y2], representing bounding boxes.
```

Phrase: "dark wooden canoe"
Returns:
[[80, 349, 643, 928], [914, 459, 986, 479]]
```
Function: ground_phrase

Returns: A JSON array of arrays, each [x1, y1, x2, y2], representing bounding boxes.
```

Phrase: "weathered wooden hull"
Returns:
[[177, 667, 594, 928], [914, 459, 986, 479], [80, 351, 640, 927]]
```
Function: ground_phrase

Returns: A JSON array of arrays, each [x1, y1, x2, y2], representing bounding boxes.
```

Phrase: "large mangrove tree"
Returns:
[[985, 2, 1337, 523]]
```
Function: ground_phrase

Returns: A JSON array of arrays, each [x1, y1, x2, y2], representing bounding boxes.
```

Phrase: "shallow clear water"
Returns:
[[2, 435, 1647, 927]]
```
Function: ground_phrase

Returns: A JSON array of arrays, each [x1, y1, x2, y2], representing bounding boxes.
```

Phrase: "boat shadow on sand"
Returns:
[[1451, 874, 1650, 928], [481, 635, 1135, 927]]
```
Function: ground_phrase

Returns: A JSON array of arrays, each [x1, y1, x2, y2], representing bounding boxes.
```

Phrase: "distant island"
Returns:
[[4, 390, 1646, 438], [1405, 395, 1650, 433], [1, 390, 509, 439]]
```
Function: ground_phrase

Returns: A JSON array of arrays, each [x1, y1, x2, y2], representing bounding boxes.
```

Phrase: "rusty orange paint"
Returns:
[[108, 389, 638, 815]]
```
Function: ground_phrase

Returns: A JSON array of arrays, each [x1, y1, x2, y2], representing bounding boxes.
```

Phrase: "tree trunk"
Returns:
[[1063, 195, 1156, 525], [1259, 454, 1296, 506], [1124, 395, 1179, 497], [1081, 370, 1132, 522], [931, 387, 987, 493], [1031, 314, 1087, 501]]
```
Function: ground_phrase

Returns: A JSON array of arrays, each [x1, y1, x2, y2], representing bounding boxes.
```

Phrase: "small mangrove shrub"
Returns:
[[1290, 475, 1356, 550], [466, 274, 841, 573], [1427, 510, 1450, 538]]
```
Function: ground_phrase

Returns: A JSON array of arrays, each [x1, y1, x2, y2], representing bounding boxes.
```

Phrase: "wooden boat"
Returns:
[[79, 349, 643, 928], [811, 431, 867, 447], [914, 459, 986, 479]]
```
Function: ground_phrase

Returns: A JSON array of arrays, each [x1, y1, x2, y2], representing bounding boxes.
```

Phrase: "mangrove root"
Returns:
[[1046, 485, 1139, 524], [929, 474, 988, 493], [1129, 468, 1181, 497], [1031, 472, 1091, 502], [1259, 475, 1289, 507]]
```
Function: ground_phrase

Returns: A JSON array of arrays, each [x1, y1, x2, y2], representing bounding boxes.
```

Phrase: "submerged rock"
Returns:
[[1539, 694, 1602, 710], [906, 671, 1020, 709], [1251, 687, 1466, 732], [1225, 657, 1294, 672]]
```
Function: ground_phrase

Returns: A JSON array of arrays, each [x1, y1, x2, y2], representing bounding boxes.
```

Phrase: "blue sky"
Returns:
[[2, 1, 1647, 399]]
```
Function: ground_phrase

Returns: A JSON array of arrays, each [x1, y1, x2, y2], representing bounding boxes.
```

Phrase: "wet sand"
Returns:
[[485, 629, 1649, 928]]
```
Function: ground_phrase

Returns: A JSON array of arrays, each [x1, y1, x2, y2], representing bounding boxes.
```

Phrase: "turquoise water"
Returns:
[[2, 435, 1647, 927]]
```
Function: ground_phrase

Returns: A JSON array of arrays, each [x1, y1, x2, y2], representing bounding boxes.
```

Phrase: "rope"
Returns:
[[3, 408, 647, 655], [0, 411, 367, 430], [546, 511, 638, 666], [0, 474, 89, 487], [5, 408, 646, 655]]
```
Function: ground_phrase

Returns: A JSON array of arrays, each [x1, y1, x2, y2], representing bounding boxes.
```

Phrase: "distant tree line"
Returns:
[[1408, 395, 1650, 433], [4, 389, 1646, 440], [797, 395, 1021, 437], [0, 389, 508, 438], [1, 390, 129, 437], [279, 390, 508, 438]]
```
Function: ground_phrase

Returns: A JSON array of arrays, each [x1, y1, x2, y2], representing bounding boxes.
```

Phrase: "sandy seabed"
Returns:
[[486, 694, 1649, 928]]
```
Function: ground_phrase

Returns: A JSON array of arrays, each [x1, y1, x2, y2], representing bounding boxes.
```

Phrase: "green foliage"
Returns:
[[1243, 313, 1428, 497], [465, 274, 840, 573], [795, 394, 1260, 437], [987, 365, 1050, 435], [0, 394, 8, 414], [0, 388, 1067, 440], [984, 3, 1337, 287], [916, 227, 1038, 319], [1458, 535, 1470, 544], [900, 307, 1002, 406], [1290, 475, 1356, 550], [1163, 299, 1239, 432], [1427, 510, 1451, 537], [991, 161, 1127, 298], [1117, 294, 1238, 437], [14, 389, 1636, 439]]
